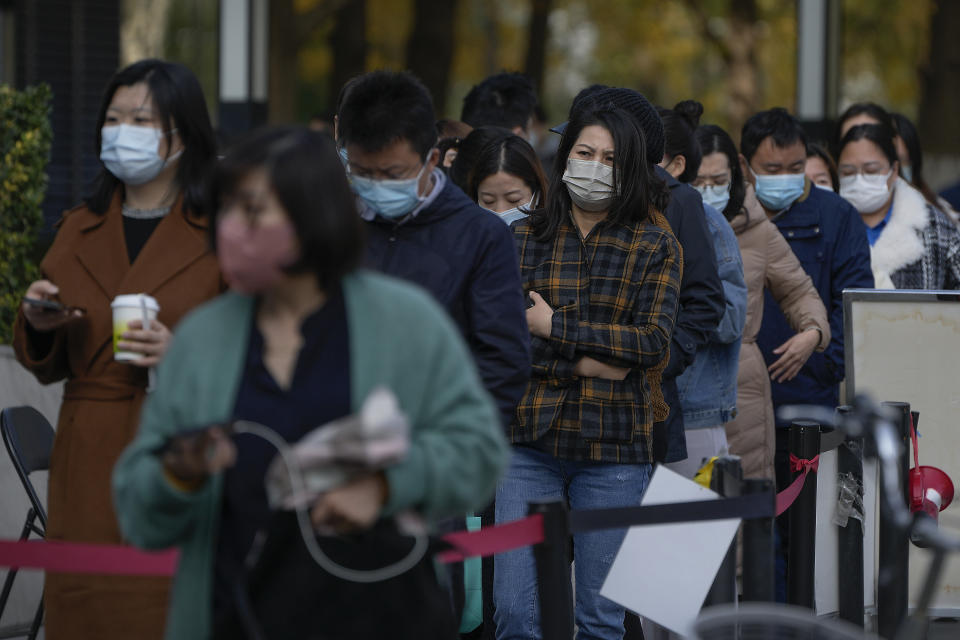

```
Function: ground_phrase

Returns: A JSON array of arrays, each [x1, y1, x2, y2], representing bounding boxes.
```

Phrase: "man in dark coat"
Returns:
[[741, 107, 874, 600], [338, 70, 531, 432], [740, 108, 874, 486], [337, 71, 532, 626]]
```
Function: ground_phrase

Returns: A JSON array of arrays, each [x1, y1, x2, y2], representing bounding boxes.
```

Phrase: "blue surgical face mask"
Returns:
[[695, 183, 731, 213], [349, 161, 430, 219], [100, 124, 181, 185], [337, 146, 349, 169], [484, 195, 535, 226], [749, 166, 805, 211]]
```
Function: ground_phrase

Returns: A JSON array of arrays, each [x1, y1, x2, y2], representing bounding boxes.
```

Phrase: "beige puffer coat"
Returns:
[[725, 188, 830, 479]]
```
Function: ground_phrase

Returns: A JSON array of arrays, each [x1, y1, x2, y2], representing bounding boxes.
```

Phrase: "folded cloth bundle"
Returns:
[[264, 387, 410, 510]]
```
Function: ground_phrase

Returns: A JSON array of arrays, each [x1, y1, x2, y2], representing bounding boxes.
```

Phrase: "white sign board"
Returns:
[[601, 466, 740, 636], [842, 290, 960, 616]]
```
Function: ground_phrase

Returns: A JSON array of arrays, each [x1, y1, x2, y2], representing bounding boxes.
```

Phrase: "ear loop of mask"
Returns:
[[232, 420, 429, 583]]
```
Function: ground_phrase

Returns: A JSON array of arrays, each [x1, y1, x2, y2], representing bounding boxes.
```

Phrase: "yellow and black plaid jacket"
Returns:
[[511, 211, 683, 463]]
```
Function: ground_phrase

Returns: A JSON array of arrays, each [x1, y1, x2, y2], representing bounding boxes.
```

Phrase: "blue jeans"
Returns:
[[493, 446, 652, 640]]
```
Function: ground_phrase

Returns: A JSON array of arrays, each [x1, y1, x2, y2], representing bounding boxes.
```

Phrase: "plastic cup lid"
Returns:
[[111, 293, 160, 311]]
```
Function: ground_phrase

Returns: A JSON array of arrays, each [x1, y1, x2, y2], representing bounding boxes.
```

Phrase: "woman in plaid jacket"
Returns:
[[493, 105, 683, 640]]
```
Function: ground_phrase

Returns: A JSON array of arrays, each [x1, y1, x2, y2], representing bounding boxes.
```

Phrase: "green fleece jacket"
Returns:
[[112, 271, 509, 639]]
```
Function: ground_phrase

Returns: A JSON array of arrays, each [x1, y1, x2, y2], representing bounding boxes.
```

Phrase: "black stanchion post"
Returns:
[[836, 406, 865, 628], [528, 499, 573, 640], [877, 401, 911, 639], [742, 478, 775, 602], [704, 456, 742, 607], [787, 420, 820, 608]]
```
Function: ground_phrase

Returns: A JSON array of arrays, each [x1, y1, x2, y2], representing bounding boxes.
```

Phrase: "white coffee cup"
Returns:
[[111, 294, 160, 361]]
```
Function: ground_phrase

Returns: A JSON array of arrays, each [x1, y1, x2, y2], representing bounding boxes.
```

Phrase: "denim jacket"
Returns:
[[676, 204, 747, 429]]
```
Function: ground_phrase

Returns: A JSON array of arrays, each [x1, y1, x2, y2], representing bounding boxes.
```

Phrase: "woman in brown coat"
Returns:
[[12, 60, 221, 639], [693, 125, 830, 479]]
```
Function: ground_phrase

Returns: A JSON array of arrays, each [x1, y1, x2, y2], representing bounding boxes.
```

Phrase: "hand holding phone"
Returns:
[[159, 423, 237, 488], [21, 280, 83, 332], [24, 297, 65, 311]]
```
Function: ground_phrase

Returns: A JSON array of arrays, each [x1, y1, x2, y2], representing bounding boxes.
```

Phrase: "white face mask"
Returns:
[[695, 183, 731, 213], [100, 124, 181, 185], [485, 195, 535, 226], [562, 158, 615, 212], [839, 171, 893, 214]]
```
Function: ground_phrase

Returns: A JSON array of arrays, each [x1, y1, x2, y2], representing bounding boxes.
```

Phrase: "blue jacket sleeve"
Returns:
[[663, 184, 725, 377], [466, 220, 533, 429], [705, 205, 747, 344], [825, 201, 875, 377]]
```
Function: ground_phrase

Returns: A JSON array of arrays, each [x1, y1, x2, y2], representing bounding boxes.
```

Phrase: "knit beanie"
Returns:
[[573, 87, 665, 166]]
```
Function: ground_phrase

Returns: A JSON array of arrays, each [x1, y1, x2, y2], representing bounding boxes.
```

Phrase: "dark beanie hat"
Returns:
[[569, 87, 665, 165]]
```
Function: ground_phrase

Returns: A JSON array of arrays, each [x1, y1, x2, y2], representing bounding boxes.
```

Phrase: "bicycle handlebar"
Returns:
[[777, 396, 960, 553]]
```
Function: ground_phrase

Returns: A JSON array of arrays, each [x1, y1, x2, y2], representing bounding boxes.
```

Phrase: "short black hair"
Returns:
[[806, 141, 839, 191], [532, 106, 670, 241], [461, 72, 538, 132], [740, 107, 808, 162], [835, 102, 893, 147], [659, 100, 704, 183], [86, 59, 217, 215], [209, 126, 365, 289], [338, 70, 437, 159], [695, 124, 746, 221], [449, 126, 547, 206], [838, 123, 899, 168]]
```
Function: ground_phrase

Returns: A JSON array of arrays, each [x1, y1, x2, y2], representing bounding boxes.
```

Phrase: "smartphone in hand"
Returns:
[[23, 297, 65, 312]]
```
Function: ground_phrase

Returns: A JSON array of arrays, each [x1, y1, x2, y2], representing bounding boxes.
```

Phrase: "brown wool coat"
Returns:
[[12, 193, 222, 640], [723, 190, 830, 480]]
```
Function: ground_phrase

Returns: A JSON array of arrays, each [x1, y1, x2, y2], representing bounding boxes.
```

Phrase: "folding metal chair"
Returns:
[[0, 406, 54, 640]]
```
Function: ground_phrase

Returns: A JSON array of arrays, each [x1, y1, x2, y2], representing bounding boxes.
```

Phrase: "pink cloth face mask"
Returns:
[[216, 215, 299, 294]]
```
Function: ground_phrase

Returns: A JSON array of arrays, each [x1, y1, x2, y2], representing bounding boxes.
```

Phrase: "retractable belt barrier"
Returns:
[[0, 492, 775, 575]]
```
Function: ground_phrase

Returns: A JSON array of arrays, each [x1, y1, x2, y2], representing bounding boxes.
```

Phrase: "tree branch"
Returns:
[[295, 0, 353, 46], [679, 0, 733, 65]]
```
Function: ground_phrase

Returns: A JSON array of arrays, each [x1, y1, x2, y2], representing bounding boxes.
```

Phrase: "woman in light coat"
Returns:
[[694, 125, 830, 479]]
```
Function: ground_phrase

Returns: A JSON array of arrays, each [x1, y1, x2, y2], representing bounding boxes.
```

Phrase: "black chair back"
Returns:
[[1, 406, 55, 525], [0, 406, 53, 639]]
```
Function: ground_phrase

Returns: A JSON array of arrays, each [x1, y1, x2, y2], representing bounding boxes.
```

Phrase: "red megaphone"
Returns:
[[910, 465, 954, 523]]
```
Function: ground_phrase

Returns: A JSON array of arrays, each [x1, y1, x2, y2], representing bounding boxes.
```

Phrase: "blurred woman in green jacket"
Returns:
[[113, 127, 508, 640]]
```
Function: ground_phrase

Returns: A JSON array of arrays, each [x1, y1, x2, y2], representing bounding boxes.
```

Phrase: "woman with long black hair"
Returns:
[[13, 59, 222, 639], [494, 105, 681, 640], [449, 126, 548, 225]]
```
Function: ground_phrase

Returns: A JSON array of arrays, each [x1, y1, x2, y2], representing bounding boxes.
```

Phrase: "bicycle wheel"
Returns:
[[693, 603, 874, 639]]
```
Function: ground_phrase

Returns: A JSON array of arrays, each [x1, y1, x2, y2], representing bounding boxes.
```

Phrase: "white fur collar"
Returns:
[[869, 178, 927, 289]]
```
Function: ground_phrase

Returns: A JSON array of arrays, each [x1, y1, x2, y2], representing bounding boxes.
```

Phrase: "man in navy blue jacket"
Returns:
[[740, 107, 874, 492], [337, 70, 532, 432], [337, 71, 531, 627]]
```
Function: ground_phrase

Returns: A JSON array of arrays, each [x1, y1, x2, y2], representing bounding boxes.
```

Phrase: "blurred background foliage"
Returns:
[[124, 0, 952, 150], [0, 84, 52, 343]]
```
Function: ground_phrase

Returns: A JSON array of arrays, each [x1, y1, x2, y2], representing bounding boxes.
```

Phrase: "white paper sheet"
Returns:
[[599, 465, 741, 636]]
